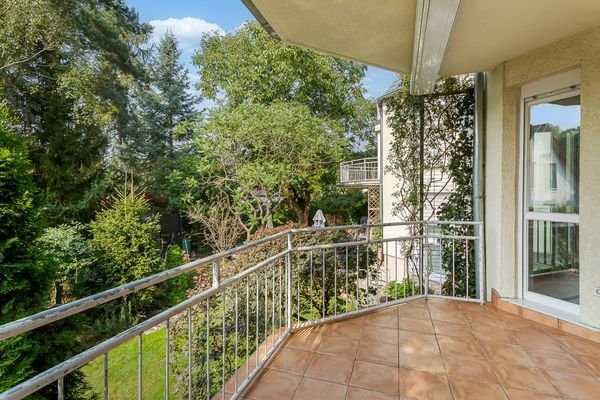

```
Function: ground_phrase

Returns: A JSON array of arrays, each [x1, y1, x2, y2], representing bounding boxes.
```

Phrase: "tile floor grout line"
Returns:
[[457, 301, 511, 400], [343, 315, 363, 400], [426, 299, 457, 400]]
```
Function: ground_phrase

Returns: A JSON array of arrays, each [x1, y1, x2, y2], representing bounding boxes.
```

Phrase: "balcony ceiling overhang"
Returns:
[[243, 0, 600, 93]]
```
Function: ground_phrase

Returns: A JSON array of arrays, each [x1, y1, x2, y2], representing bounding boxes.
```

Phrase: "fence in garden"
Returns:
[[0, 220, 482, 400]]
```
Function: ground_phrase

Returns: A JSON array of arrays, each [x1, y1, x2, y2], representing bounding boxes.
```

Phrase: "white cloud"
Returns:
[[149, 17, 225, 51]]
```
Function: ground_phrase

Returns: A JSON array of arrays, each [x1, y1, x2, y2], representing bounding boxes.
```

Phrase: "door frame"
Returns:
[[518, 69, 581, 315]]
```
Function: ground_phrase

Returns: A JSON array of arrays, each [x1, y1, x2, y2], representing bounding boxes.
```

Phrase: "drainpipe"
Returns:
[[378, 101, 384, 223], [473, 72, 486, 301]]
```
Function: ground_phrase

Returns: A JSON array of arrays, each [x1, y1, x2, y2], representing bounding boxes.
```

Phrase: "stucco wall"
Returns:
[[485, 25, 600, 327]]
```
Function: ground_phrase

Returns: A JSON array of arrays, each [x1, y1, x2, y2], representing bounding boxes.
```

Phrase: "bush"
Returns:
[[384, 278, 419, 299], [157, 244, 193, 306], [90, 186, 162, 316], [34, 223, 96, 304]]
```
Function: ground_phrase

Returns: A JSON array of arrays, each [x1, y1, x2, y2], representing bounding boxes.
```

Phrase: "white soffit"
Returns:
[[248, 0, 417, 73], [245, 0, 600, 75], [440, 0, 600, 75]]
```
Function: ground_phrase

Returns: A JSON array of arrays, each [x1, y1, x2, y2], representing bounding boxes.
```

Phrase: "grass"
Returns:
[[82, 327, 175, 400]]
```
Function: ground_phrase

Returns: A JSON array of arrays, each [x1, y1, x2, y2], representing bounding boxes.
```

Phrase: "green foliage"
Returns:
[[90, 186, 162, 312], [174, 225, 380, 398], [194, 101, 347, 228], [157, 245, 193, 306], [193, 22, 374, 143], [310, 189, 368, 225], [34, 223, 96, 304], [386, 75, 475, 297], [126, 32, 197, 165], [384, 279, 419, 299], [0, 104, 94, 399], [1, 0, 150, 223]]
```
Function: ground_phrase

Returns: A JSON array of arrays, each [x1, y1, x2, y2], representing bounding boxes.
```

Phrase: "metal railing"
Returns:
[[339, 157, 379, 185], [0, 221, 482, 400]]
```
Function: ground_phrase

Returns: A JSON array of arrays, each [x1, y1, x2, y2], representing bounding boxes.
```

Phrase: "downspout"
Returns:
[[473, 72, 486, 301], [378, 100, 384, 223]]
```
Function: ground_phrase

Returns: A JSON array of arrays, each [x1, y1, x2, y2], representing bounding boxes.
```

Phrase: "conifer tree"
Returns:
[[128, 31, 197, 163]]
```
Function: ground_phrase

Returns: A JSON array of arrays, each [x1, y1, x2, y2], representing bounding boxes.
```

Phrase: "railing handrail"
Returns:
[[339, 157, 378, 166], [0, 219, 483, 400], [0, 220, 481, 342]]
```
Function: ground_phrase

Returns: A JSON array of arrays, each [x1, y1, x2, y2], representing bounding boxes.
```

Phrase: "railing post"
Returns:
[[286, 233, 293, 330], [476, 224, 485, 303], [212, 261, 220, 288]]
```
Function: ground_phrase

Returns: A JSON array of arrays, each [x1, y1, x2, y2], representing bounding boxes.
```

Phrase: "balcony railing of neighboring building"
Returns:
[[0, 221, 482, 400], [339, 157, 379, 186]]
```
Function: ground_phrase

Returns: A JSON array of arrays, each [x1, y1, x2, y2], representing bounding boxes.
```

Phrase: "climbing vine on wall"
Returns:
[[385, 75, 475, 296]]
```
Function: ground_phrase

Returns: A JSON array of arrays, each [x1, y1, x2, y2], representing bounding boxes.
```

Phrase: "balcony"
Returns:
[[339, 158, 379, 187], [1, 221, 599, 400]]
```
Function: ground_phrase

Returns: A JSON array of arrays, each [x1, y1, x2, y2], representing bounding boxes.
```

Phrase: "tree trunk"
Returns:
[[289, 199, 310, 226]]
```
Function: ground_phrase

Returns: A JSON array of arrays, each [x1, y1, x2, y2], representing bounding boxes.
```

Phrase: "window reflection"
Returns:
[[528, 96, 580, 214]]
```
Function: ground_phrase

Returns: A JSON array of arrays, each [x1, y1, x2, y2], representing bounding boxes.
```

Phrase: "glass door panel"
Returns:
[[524, 92, 580, 308]]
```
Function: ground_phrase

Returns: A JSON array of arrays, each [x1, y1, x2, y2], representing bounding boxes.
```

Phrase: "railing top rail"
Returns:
[[0, 220, 481, 341], [339, 157, 378, 167]]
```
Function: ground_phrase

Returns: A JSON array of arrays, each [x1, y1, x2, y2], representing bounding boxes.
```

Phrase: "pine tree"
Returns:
[[128, 31, 197, 162]]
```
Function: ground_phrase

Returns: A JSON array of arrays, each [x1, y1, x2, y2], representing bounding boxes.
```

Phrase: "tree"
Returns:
[[186, 194, 246, 253], [193, 21, 374, 145], [0, 103, 47, 389], [89, 184, 162, 313], [127, 31, 197, 164], [0, 0, 150, 223], [193, 101, 347, 230]]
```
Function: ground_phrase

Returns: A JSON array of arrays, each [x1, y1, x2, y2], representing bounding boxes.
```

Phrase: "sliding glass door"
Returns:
[[524, 89, 580, 312]]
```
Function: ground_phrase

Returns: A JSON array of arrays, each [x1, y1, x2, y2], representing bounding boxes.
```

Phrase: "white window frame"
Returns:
[[518, 69, 581, 315]]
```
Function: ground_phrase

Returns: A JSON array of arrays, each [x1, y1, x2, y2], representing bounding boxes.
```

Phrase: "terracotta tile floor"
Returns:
[[232, 299, 600, 400]]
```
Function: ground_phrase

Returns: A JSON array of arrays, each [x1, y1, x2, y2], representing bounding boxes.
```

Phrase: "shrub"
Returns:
[[90, 186, 162, 316]]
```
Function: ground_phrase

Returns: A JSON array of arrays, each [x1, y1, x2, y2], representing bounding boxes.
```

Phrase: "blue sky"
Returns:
[[126, 0, 397, 100]]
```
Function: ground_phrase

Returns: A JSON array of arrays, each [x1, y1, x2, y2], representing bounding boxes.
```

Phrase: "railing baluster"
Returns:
[[309, 251, 313, 318], [366, 227, 370, 307], [384, 240, 387, 300], [187, 308, 192, 400], [138, 334, 143, 400], [278, 258, 282, 334], [206, 299, 210, 400], [271, 263, 275, 346], [57, 377, 64, 400], [345, 247, 349, 313], [255, 274, 259, 367], [165, 319, 170, 400], [321, 249, 325, 318], [452, 239, 456, 298], [234, 284, 239, 394], [356, 245, 360, 309], [103, 353, 108, 400], [286, 233, 293, 330], [264, 270, 268, 358], [466, 239, 470, 299], [245, 278, 249, 381], [221, 290, 226, 400], [395, 240, 399, 299], [296, 252, 300, 323], [334, 247, 337, 315]]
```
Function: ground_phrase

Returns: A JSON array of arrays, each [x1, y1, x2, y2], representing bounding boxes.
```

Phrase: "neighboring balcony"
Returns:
[[339, 157, 380, 187]]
